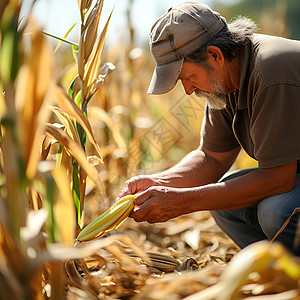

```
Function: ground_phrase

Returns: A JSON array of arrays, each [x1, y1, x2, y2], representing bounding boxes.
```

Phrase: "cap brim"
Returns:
[[147, 59, 183, 95]]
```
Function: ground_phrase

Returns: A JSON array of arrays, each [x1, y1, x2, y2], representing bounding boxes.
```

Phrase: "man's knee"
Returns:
[[210, 209, 245, 230], [257, 192, 300, 240]]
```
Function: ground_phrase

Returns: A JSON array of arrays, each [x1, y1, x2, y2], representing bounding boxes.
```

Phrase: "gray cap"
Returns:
[[147, 2, 226, 95]]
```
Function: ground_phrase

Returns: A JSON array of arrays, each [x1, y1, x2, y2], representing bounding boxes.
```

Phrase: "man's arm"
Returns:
[[153, 146, 240, 187], [118, 146, 240, 199], [185, 159, 297, 211], [131, 149, 297, 223]]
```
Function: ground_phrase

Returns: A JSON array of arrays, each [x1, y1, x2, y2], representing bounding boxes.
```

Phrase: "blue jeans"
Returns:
[[210, 169, 300, 256]]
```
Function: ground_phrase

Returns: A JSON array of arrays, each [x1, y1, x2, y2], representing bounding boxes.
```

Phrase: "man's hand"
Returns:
[[117, 175, 171, 200], [130, 186, 187, 223]]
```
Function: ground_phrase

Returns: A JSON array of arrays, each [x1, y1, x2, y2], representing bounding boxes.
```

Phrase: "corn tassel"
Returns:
[[76, 195, 135, 242]]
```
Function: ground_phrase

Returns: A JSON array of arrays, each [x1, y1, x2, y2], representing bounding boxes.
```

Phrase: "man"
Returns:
[[118, 2, 300, 255]]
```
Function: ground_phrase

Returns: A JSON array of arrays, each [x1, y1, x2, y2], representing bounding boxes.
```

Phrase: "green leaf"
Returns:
[[71, 161, 81, 224], [56, 143, 63, 166], [54, 22, 77, 54], [76, 121, 86, 150], [0, 10, 21, 83], [72, 44, 79, 64], [74, 89, 82, 109], [68, 74, 79, 100], [45, 174, 57, 243], [42, 30, 78, 47]]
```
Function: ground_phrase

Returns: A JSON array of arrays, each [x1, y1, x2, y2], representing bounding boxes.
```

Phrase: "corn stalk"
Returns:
[[46, 0, 114, 230]]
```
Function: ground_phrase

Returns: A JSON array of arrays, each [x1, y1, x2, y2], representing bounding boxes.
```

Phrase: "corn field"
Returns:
[[0, 0, 300, 299]]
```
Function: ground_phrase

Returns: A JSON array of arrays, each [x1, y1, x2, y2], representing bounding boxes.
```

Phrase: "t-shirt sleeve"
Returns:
[[251, 84, 300, 168], [200, 104, 240, 152]]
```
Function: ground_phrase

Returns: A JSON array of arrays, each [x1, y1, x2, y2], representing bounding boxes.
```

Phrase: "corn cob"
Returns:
[[76, 195, 135, 243]]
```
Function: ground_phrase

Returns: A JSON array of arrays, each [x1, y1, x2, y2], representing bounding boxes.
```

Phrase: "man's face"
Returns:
[[179, 61, 228, 110]]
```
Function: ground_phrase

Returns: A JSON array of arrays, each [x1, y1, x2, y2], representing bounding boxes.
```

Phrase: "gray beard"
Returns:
[[195, 89, 228, 110], [194, 68, 228, 110]]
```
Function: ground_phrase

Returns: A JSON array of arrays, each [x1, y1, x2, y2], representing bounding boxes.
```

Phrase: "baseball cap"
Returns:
[[147, 2, 226, 95]]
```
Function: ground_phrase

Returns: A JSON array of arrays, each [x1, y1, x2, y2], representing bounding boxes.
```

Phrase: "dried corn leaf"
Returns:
[[83, 0, 104, 59], [40, 135, 52, 161], [44, 124, 101, 191], [0, 1, 9, 21], [32, 235, 127, 269], [184, 241, 300, 300], [48, 261, 65, 300], [78, 0, 93, 16], [53, 85, 103, 162], [77, 33, 85, 79], [52, 167, 76, 245], [0, 222, 23, 276], [27, 185, 43, 212], [82, 11, 111, 101], [0, 86, 7, 119], [88, 155, 102, 167], [15, 28, 53, 180], [135, 264, 223, 300], [58, 145, 73, 183], [126, 250, 180, 273], [49, 106, 80, 143], [242, 290, 299, 299]]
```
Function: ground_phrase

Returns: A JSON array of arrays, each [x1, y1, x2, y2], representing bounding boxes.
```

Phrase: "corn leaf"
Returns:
[[42, 30, 78, 47], [44, 124, 101, 191], [77, 33, 85, 79], [79, 167, 87, 228], [72, 44, 79, 64], [54, 22, 77, 54], [82, 10, 112, 101], [49, 106, 80, 144], [0, 7, 21, 83], [1, 110, 25, 236], [72, 161, 81, 226], [52, 167, 76, 245], [54, 144, 73, 197], [78, 0, 93, 18], [83, 0, 104, 59], [45, 173, 56, 243], [53, 85, 103, 162], [67, 74, 81, 101], [15, 29, 53, 180], [40, 135, 52, 161]]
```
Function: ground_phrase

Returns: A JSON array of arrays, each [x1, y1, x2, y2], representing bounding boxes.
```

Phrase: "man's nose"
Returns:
[[181, 79, 197, 95]]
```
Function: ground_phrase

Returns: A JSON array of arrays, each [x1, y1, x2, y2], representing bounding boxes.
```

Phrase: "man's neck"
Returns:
[[227, 54, 240, 92]]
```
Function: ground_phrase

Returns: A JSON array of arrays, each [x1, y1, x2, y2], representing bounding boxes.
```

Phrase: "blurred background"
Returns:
[[19, 0, 300, 203]]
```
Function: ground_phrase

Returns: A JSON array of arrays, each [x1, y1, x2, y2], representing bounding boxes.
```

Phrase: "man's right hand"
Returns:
[[117, 175, 159, 200]]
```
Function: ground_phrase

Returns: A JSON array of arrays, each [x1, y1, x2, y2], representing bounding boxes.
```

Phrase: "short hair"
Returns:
[[185, 16, 257, 64]]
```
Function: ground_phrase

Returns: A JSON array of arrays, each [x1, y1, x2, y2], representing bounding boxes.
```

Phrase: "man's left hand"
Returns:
[[130, 186, 187, 223]]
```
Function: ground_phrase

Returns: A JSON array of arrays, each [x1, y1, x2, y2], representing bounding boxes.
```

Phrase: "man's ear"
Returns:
[[206, 46, 225, 67]]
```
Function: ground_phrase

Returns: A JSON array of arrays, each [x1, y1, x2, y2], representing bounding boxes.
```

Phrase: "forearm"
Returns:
[[131, 161, 297, 223], [150, 147, 237, 188], [183, 163, 297, 213]]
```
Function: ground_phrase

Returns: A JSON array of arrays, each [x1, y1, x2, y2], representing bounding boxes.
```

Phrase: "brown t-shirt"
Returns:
[[201, 34, 300, 168]]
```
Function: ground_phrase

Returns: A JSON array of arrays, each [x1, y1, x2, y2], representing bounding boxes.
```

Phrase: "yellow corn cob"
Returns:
[[76, 195, 135, 242]]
